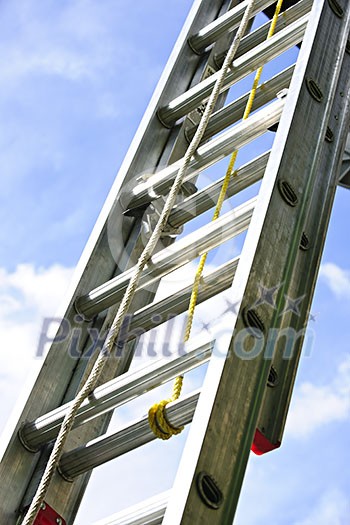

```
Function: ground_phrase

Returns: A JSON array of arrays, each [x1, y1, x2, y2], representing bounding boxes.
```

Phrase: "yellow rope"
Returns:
[[148, 0, 284, 439], [148, 376, 184, 440]]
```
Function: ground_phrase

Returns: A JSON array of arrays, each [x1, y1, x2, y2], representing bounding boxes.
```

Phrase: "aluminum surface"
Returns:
[[185, 66, 294, 143], [92, 492, 169, 525], [168, 152, 269, 228], [59, 391, 200, 480], [129, 97, 284, 209], [214, 0, 312, 66], [76, 198, 255, 319], [188, 0, 277, 53], [20, 340, 213, 450], [158, 14, 307, 126]]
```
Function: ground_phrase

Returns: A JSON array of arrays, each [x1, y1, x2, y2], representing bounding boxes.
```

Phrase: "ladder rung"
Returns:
[[185, 65, 294, 143], [129, 97, 284, 210], [22, 255, 238, 449], [169, 152, 270, 228], [131, 256, 238, 337], [19, 341, 212, 451], [215, 0, 312, 67], [76, 199, 255, 319], [188, 0, 277, 54], [92, 491, 169, 525], [58, 390, 200, 481], [158, 14, 308, 127]]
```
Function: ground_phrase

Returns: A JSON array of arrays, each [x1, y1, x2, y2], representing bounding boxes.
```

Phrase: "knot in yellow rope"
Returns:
[[148, 375, 184, 440]]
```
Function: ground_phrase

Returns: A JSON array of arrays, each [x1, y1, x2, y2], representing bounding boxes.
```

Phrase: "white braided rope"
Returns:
[[23, 2, 256, 522]]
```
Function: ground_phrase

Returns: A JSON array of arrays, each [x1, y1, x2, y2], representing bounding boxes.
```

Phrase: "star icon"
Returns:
[[222, 298, 240, 315], [280, 294, 305, 317], [308, 312, 318, 322], [254, 283, 282, 309], [198, 319, 212, 332]]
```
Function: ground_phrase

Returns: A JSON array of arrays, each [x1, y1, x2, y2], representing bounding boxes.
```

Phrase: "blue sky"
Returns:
[[0, 1, 349, 524]]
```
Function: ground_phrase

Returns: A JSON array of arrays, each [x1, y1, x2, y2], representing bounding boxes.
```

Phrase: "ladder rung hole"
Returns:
[[327, 0, 344, 18], [267, 366, 279, 388], [305, 78, 323, 103], [299, 232, 310, 251], [277, 180, 298, 207], [325, 126, 334, 143], [196, 471, 223, 509], [242, 308, 265, 338]]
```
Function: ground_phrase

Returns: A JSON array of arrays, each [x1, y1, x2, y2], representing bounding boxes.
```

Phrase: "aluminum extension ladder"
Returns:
[[1, 0, 350, 523]]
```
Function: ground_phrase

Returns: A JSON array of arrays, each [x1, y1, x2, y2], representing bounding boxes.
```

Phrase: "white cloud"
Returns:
[[286, 354, 350, 439], [319, 262, 350, 299], [0, 263, 73, 430], [0, 263, 73, 315], [0, 1, 118, 83], [293, 488, 350, 525]]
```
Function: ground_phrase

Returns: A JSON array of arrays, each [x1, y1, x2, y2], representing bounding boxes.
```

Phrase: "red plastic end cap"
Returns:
[[251, 428, 281, 456], [33, 502, 66, 525]]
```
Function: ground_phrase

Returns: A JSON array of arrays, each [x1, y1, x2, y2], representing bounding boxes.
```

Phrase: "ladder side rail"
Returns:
[[162, 2, 350, 523], [256, 47, 350, 449]]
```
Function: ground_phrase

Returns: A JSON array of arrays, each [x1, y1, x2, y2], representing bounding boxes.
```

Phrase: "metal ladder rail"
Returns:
[[161, 1, 350, 523], [0, 0, 243, 521], [0, 1, 318, 520]]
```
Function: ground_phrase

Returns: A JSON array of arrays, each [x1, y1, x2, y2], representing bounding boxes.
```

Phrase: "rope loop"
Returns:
[[148, 400, 184, 440], [148, 375, 184, 440]]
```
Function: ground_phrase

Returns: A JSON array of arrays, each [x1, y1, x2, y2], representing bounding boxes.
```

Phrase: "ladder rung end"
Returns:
[[158, 14, 308, 127], [185, 65, 294, 144], [19, 341, 212, 451], [130, 97, 284, 211], [58, 391, 200, 481], [188, 0, 277, 54], [76, 198, 255, 319], [169, 152, 270, 228]]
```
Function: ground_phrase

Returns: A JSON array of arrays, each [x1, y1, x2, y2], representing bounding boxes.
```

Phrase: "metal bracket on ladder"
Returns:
[[25, 502, 66, 525]]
